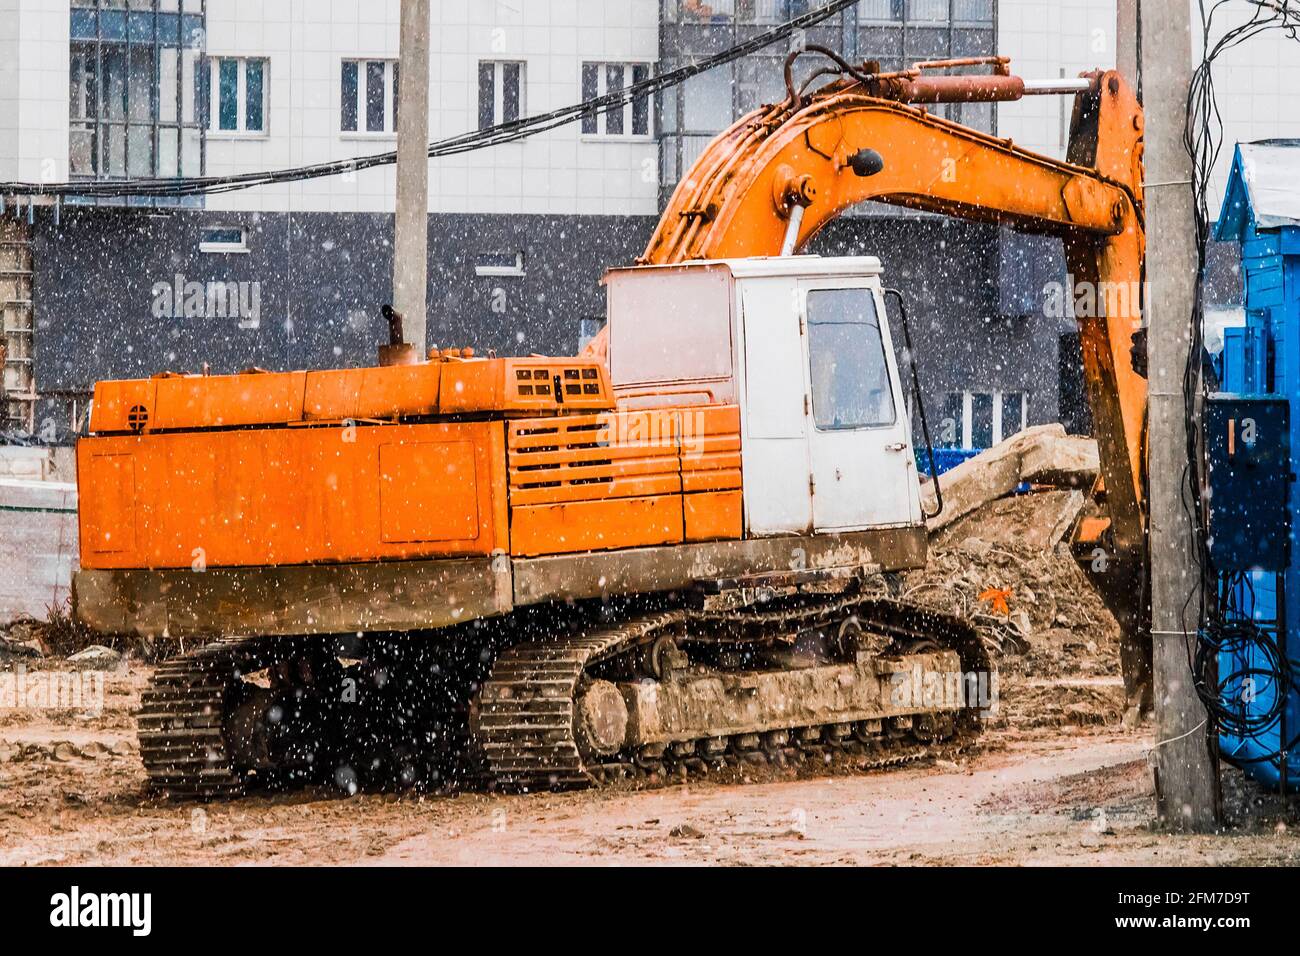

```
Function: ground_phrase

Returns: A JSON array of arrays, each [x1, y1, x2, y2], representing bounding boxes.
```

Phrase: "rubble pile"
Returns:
[[906, 426, 1122, 684], [900, 517, 1121, 679]]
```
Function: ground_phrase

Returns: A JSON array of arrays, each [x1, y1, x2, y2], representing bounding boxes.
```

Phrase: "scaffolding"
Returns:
[[1, 216, 35, 435]]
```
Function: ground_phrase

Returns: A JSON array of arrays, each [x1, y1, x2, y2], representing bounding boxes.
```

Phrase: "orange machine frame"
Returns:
[[76, 59, 1149, 692], [593, 68, 1146, 567], [78, 352, 744, 570]]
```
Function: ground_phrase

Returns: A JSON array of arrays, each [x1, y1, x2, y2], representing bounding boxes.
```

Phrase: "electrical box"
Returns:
[[1205, 395, 1291, 572]]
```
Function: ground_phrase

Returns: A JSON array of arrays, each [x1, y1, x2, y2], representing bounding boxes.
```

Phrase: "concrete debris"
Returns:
[[65, 645, 124, 671], [902, 493, 1120, 679], [1020, 435, 1100, 488], [936, 489, 1088, 553], [0, 634, 43, 663], [921, 424, 1099, 532]]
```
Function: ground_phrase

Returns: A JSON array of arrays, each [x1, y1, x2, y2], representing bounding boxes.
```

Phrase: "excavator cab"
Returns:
[[603, 256, 922, 539]]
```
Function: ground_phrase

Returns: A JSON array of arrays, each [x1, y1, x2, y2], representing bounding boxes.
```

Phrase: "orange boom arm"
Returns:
[[635, 69, 1146, 555]]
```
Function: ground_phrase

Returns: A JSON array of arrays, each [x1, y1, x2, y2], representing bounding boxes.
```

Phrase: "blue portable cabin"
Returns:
[[1213, 139, 1300, 788]]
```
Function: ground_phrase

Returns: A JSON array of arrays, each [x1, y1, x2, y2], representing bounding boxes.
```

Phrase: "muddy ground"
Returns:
[[3, 489, 1298, 867], [1, 657, 1298, 867]]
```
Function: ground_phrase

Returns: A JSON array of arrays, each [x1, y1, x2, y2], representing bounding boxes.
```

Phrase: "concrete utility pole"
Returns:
[[392, 0, 430, 356], [1140, 0, 1221, 830]]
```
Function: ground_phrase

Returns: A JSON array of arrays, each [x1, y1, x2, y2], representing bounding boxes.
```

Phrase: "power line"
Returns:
[[2, 0, 860, 200]]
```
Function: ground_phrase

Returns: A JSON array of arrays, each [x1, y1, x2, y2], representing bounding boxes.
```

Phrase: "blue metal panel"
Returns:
[[1221, 327, 1247, 392], [1205, 396, 1291, 572], [1216, 141, 1300, 789], [916, 447, 981, 477]]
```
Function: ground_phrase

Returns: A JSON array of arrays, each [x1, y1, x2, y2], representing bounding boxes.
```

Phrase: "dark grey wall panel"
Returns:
[[34, 209, 656, 393], [34, 208, 291, 391], [35, 207, 1069, 445], [425, 213, 656, 358]]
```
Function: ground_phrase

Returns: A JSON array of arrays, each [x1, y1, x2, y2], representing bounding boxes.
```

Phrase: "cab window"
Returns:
[[806, 288, 896, 430]]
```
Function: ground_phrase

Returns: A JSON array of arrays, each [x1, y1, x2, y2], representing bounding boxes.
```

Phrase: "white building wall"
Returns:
[[0, 0, 19, 181], [0, 0, 70, 185], [1196, 2, 1300, 203], [998, 0, 1300, 206], [204, 0, 661, 215], [996, 0, 1116, 161]]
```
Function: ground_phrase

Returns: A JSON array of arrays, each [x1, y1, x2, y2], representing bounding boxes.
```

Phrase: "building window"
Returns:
[[674, 1, 823, 23], [474, 252, 525, 278], [858, 0, 904, 22], [199, 226, 248, 254], [68, 0, 205, 181], [581, 63, 652, 137], [208, 57, 267, 134], [341, 59, 398, 134], [940, 390, 1029, 449], [953, 0, 994, 23], [478, 61, 524, 130], [907, 0, 949, 21]]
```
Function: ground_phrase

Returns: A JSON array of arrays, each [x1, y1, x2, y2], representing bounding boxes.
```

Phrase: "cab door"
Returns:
[[800, 283, 920, 531], [739, 280, 814, 535]]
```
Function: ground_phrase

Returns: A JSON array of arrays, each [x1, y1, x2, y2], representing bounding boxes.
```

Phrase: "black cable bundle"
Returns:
[[0, 0, 860, 200]]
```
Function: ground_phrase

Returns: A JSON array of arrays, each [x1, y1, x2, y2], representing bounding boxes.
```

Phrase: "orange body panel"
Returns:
[[78, 421, 508, 569], [89, 358, 612, 435], [684, 490, 743, 543], [77, 400, 740, 568], [505, 405, 743, 557], [304, 364, 442, 421], [510, 496, 685, 557]]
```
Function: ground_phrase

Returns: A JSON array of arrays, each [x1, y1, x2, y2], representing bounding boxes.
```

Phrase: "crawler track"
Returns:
[[472, 596, 988, 793], [137, 637, 266, 798], [139, 596, 989, 798]]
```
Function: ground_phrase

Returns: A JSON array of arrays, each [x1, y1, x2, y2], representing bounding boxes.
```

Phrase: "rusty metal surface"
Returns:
[[74, 526, 926, 639], [73, 554, 513, 639], [471, 595, 987, 792], [624, 650, 962, 746], [511, 526, 927, 607]]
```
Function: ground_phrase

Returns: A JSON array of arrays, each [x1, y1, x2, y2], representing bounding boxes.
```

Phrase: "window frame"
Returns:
[[943, 389, 1029, 449], [67, 0, 207, 185], [474, 252, 526, 278], [478, 60, 526, 130], [340, 56, 399, 137], [199, 225, 250, 254], [580, 61, 654, 140], [206, 55, 269, 138], [804, 286, 900, 433]]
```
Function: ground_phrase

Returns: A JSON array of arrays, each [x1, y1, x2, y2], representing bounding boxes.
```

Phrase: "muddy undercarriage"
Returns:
[[138, 573, 993, 798]]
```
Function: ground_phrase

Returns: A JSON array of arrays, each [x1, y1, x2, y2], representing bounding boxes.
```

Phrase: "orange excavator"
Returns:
[[73, 52, 1148, 796]]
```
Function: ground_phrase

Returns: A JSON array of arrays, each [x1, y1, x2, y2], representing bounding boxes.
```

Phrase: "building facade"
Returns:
[[0, 0, 1295, 448]]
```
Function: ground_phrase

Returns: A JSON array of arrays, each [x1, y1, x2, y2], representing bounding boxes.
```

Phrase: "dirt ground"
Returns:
[[1, 659, 1298, 867]]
